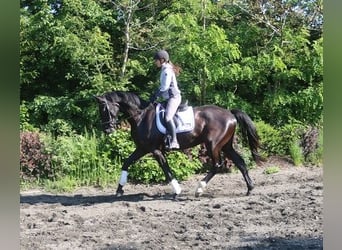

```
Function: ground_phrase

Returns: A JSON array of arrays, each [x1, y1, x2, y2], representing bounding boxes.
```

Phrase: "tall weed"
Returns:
[[289, 139, 304, 166]]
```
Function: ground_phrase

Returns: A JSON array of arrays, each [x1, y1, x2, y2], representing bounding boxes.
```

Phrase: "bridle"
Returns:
[[101, 98, 118, 128], [101, 99, 154, 128]]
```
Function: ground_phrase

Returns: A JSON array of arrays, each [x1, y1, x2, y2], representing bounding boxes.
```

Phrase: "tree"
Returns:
[[20, 0, 118, 132], [20, 0, 323, 133], [154, 0, 241, 105]]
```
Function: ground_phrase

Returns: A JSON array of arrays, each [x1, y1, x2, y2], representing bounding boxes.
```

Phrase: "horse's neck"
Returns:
[[121, 103, 143, 127]]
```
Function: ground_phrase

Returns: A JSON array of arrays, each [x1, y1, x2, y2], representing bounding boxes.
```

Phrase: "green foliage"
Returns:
[[20, 0, 323, 131], [20, 101, 37, 132], [44, 176, 78, 193], [158, 1, 242, 105], [255, 121, 284, 156], [25, 95, 100, 134], [256, 121, 322, 166], [264, 166, 280, 175], [289, 139, 304, 166], [262, 83, 323, 126], [42, 130, 120, 188]]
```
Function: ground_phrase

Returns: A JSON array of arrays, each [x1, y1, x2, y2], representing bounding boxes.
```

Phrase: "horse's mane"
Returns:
[[105, 91, 148, 109]]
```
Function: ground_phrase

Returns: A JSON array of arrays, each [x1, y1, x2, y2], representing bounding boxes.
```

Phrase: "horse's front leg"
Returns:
[[153, 149, 181, 197], [116, 148, 146, 197]]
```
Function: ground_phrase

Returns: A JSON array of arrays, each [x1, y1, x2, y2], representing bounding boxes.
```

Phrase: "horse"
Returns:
[[94, 91, 262, 198]]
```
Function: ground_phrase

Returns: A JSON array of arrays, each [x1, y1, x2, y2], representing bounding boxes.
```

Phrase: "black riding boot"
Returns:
[[165, 120, 179, 149]]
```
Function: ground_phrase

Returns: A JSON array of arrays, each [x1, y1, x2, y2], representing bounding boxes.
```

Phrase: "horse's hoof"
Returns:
[[246, 185, 254, 196], [172, 193, 179, 201], [116, 191, 124, 197], [246, 189, 253, 196], [195, 192, 202, 198]]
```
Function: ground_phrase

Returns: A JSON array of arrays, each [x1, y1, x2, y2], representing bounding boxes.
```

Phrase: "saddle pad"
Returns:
[[156, 103, 195, 134]]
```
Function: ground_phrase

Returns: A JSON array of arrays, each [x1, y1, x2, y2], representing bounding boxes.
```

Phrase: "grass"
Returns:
[[289, 139, 304, 166], [264, 166, 280, 175], [44, 177, 79, 193]]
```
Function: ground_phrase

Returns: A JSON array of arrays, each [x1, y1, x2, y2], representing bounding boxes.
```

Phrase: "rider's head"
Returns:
[[154, 50, 169, 66]]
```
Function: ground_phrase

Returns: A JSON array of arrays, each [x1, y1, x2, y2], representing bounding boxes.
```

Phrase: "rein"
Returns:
[[115, 103, 154, 125], [100, 91, 155, 128]]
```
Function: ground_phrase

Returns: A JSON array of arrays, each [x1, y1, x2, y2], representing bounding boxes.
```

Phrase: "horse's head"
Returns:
[[94, 95, 120, 134]]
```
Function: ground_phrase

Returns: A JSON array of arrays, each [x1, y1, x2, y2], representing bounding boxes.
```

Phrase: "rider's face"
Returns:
[[154, 59, 162, 68]]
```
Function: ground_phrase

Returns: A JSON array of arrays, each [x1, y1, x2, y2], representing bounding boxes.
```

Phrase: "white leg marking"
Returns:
[[171, 179, 182, 195], [195, 181, 207, 194], [119, 170, 128, 186]]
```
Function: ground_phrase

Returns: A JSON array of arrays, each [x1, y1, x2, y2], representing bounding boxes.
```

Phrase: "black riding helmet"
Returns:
[[154, 50, 169, 62]]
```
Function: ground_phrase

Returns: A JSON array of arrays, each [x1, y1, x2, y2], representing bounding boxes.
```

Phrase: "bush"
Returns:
[[255, 121, 284, 156], [255, 121, 322, 166], [43, 130, 119, 188], [20, 132, 53, 181], [20, 102, 37, 132], [20, 122, 322, 192], [44, 118, 75, 137]]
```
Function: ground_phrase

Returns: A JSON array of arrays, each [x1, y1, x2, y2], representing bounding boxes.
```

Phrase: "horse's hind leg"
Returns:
[[224, 146, 254, 195]]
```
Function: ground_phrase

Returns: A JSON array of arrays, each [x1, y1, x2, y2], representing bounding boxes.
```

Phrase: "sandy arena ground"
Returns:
[[20, 159, 323, 249]]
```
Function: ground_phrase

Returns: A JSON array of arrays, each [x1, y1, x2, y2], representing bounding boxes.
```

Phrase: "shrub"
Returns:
[[255, 121, 322, 166], [43, 118, 75, 137], [255, 121, 284, 156], [20, 132, 53, 181], [43, 130, 119, 188], [20, 102, 37, 132]]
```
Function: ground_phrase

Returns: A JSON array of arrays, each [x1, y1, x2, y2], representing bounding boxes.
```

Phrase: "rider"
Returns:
[[149, 50, 181, 149]]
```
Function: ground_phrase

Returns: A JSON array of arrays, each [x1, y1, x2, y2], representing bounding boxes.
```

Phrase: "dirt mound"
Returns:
[[20, 163, 322, 249]]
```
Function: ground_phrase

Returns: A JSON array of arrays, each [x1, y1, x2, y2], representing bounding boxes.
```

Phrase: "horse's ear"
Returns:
[[93, 95, 102, 103]]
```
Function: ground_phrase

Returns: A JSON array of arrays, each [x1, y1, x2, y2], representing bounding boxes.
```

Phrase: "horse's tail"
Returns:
[[231, 109, 263, 164]]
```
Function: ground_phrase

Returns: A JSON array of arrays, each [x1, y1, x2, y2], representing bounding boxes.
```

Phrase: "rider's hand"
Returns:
[[149, 95, 156, 104]]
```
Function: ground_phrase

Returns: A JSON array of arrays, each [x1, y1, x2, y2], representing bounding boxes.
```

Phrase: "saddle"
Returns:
[[155, 101, 195, 134], [158, 100, 189, 112]]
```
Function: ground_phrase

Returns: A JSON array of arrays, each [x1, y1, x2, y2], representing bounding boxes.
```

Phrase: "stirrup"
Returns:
[[168, 141, 180, 149], [165, 135, 179, 150]]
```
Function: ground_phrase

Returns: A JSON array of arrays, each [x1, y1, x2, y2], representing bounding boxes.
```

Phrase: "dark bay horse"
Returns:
[[95, 91, 261, 197]]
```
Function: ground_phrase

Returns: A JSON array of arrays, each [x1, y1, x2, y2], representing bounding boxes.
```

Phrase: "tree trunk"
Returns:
[[121, 6, 132, 78]]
